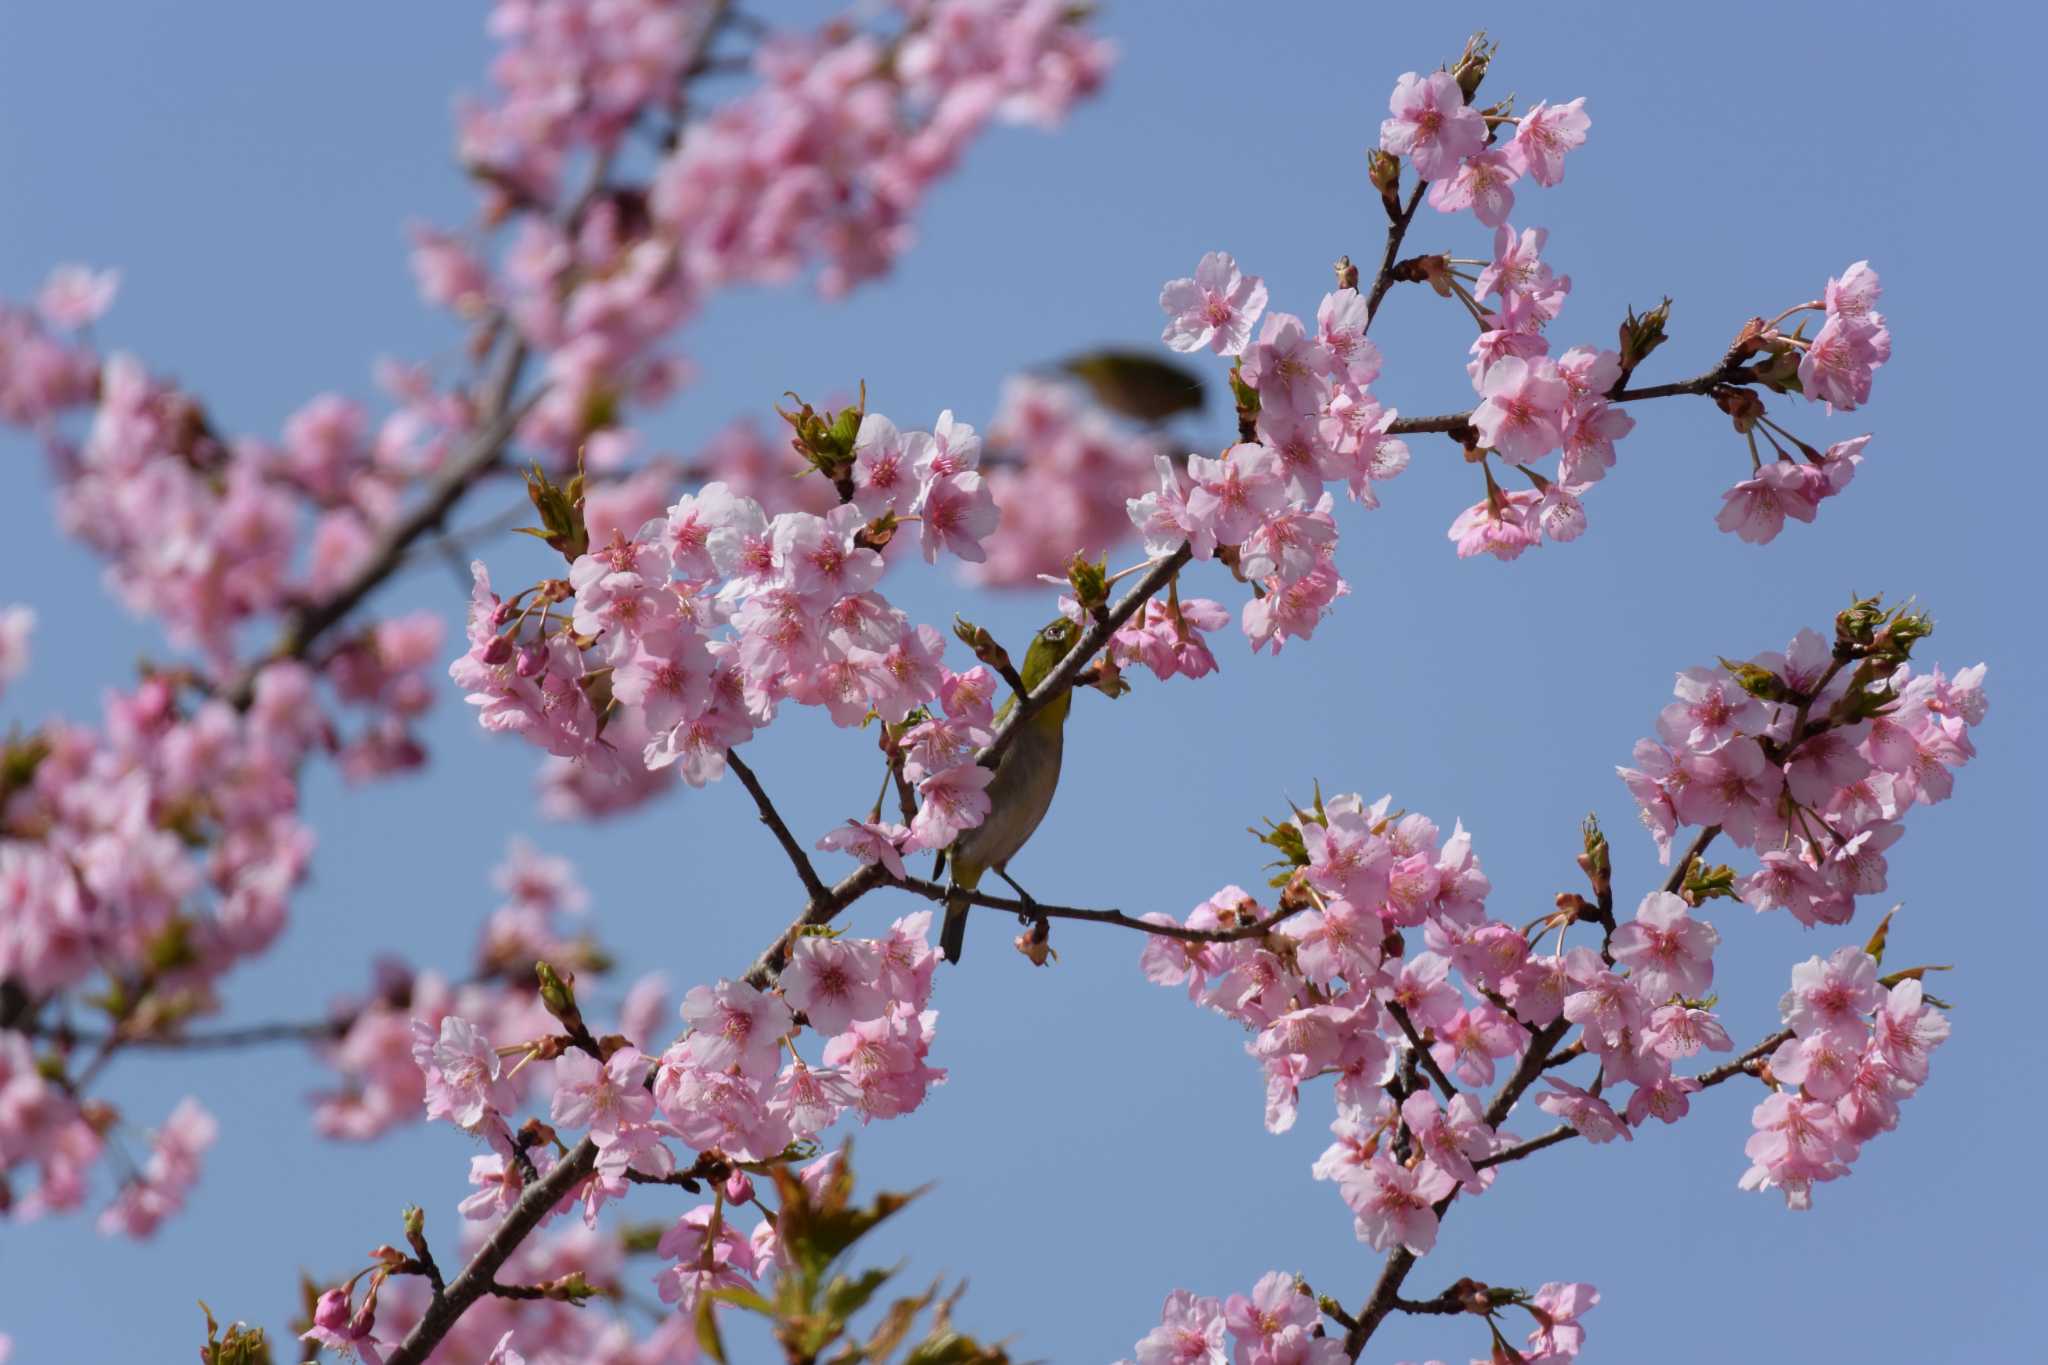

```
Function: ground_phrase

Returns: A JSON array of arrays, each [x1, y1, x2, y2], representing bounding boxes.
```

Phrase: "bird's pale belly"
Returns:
[[950, 724, 1064, 883]]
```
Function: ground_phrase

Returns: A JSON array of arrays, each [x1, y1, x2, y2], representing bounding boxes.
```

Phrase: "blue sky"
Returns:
[[1, 2, 2040, 1361]]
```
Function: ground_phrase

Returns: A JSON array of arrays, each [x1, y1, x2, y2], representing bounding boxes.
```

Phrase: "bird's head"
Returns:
[[1018, 615, 1083, 691]]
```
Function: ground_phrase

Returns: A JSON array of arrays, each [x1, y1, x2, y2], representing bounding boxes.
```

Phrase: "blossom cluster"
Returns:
[[0, 0, 1113, 1252], [1131, 604, 1976, 1354], [1619, 617, 1987, 928], [385, 915, 943, 1353], [1378, 61, 1617, 559], [452, 405, 993, 799], [1742, 947, 1948, 1209], [1151, 253, 1410, 648], [440, 0, 1113, 461], [1713, 261, 1891, 544], [0, 665, 336, 1234], [308, 839, 620, 1141], [1122, 1274, 1599, 1365]]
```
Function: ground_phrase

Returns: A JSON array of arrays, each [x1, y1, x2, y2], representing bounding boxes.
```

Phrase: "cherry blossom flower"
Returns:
[[1134, 1289, 1229, 1365], [816, 818, 912, 879], [681, 979, 795, 1080], [412, 1014, 516, 1130], [1471, 357, 1568, 463], [551, 1046, 655, 1143], [779, 935, 887, 1035], [1427, 149, 1519, 226], [1536, 1077, 1630, 1143], [1506, 98, 1590, 186], [1159, 252, 1269, 356], [1609, 891, 1719, 1001], [1380, 70, 1486, 179], [36, 264, 119, 329], [1341, 1153, 1457, 1253]]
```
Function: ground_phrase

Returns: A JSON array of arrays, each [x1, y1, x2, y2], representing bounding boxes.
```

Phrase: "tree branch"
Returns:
[[383, 1138, 599, 1365], [884, 874, 1306, 945], [1384, 359, 1760, 438], [223, 338, 535, 709], [977, 545, 1193, 771], [725, 748, 830, 906], [1364, 181, 1429, 330], [27, 1016, 347, 1051], [1387, 1000, 1460, 1100]]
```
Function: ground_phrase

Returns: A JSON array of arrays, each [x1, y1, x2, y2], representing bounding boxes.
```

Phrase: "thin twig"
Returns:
[[383, 1138, 599, 1365], [725, 748, 830, 906], [1387, 1000, 1460, 1099], [885, 874, 1306, 945], [977, 545, 1192, 771], [1364, 182, 1429, 329], [1384, 360, 1760, 438]]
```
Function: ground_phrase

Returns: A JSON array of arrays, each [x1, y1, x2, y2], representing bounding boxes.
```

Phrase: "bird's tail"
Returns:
[[940, 885, 971, 964]]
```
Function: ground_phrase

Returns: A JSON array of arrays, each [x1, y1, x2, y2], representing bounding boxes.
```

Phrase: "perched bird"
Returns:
[[940, 615, 1083, 963]]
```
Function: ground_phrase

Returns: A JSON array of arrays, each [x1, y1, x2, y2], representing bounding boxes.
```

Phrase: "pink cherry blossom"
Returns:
[[1341, 1153, 1456, 1253], [909, 762, 994, 850], [1134, 1289, 1229, 1365], [36, 264, 119, 329], [1608, 890, 1719, 1001], [1380, 71, 1486, 180], [1239, 311, 1330, 416], [551, 1046, 655, 1143], [915, 470, 1000, 564], [816, 818, 911, 879], [1471, 357, 1568, 463], [1159, 252, 1269, 356], [1426, 149, 1519, 227], [1506, 98, 1590, 186], [681, 979, 796, 1080], [1536, 1077, 1631, 1143], [779, 935, 887, 1035], [1186, 444, 1287, 547]]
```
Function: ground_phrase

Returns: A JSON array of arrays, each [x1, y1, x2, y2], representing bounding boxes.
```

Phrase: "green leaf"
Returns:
[[825, 1265, 899, 1323], [709, 1285, 776, 1317], [696, 1293, 730, 1364], [862, 1281, 943, 1364], [1862, 905, 1897, 966]]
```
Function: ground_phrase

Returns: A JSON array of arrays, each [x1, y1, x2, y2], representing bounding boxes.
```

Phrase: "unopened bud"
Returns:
[[1067, 552, 1110, 618], [951, 616, 1014, 677], [1618, 297, 1673, 376], [723, 1170, 755, 1204], [1367, 150, 1403, 215], [535, 960, 586, 1036], [1451, 1277, 1493, 1315], [1451, 32, 1494, 103], [1333, 255, 1360, 291], [480, 634, 514, 667], [1712, 385, 1766, 433], [514, 644, 547, 678]]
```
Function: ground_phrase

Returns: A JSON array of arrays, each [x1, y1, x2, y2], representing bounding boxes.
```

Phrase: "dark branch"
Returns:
[[224, 339, 535, 709], [1387, 1000, 1459, 1100], [384, 1138, 599, 1365], [725, 748, 831, 906], [885, 874, 1306, 945], [1385, 360, 1761, 439], [1364, 181, 1429, 329], [978, 545, 1193, 771], [26, 1016, 348, 1051]]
